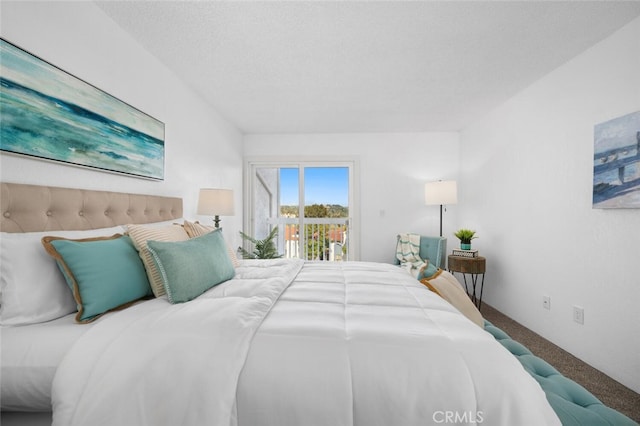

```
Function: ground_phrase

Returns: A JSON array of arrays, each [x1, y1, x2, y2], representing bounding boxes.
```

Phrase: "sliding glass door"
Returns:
[[245, 160, 357, 261]]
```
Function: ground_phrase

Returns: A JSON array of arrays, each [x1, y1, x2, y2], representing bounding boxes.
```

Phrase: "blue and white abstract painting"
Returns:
[[593, 111, 640, 208], [0, 38, 164, 180]]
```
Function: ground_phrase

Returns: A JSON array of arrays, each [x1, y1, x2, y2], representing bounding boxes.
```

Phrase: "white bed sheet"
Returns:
[[236, 261, 560, 426], [1, 313, 93, 411], [50, 260, 559, 426]]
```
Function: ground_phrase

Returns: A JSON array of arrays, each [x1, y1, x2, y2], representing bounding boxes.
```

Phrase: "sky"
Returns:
[[280, 167, 349, 206]]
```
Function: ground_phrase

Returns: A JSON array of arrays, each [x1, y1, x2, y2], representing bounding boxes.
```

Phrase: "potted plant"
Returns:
[[454, 229, 477, 250], [239, 226, 283, 259]]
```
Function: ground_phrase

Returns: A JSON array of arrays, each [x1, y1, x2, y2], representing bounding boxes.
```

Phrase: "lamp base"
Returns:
[[213, 215, 221, 228]]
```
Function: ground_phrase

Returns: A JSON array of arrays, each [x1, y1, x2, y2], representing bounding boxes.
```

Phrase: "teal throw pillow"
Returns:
[[42, 234, 152, 323], [418, 263, 439, 280], [147, 229, 236, 304]]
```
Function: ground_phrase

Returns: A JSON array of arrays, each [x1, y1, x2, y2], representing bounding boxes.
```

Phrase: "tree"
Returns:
[[280, 205, 298, 217], [304, 204, 328, 218]]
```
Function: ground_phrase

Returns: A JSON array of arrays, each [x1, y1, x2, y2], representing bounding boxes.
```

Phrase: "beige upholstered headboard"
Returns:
[[0, 182, 183, 233]]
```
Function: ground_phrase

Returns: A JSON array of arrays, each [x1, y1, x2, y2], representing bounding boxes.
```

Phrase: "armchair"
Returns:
[[394, 235, 447, 276]]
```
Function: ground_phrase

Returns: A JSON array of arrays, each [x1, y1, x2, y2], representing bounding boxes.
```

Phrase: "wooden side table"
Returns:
[[448, 255, 486, 310]]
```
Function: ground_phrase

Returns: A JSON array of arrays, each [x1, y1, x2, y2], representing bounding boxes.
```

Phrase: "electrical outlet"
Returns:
[[543, 296, 551, 310], [573, 306, 584, 324]]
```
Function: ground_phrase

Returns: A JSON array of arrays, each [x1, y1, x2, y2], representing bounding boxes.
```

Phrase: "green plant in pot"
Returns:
[[454, 229, 477, 250], [239, 226, 283, 259]]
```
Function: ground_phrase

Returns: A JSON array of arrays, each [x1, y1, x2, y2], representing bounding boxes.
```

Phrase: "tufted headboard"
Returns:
[[0, 182, 183, 233]]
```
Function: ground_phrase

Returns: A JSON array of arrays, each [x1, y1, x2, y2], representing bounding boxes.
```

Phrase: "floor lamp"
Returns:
[[424, 180, 457, 237], [197, 188, 235, 228]]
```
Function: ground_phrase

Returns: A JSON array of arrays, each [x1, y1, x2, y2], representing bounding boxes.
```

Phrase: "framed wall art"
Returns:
[[593, 111, 640, 208], [0, 38, 165, 180]]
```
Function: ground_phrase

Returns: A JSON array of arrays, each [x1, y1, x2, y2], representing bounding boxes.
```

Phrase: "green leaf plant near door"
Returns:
[[239, 226, 283, 259]]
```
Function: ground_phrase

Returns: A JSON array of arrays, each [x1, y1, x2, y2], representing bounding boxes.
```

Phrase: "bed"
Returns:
[[0, 182, 579, 425]]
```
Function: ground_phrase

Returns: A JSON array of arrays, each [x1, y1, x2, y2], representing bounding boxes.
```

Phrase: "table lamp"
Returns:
[[197, 188, 234, 228]]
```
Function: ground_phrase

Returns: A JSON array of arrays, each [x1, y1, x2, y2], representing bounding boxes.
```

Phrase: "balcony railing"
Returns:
[[267, 217, 350, 261]]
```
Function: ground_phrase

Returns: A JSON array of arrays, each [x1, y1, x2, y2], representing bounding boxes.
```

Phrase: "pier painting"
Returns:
[[593, 111, 640, 208], [0, 38, 164, 180]]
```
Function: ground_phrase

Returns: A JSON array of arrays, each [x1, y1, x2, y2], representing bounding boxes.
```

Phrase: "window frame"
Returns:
[[244, 156, 360, 261]]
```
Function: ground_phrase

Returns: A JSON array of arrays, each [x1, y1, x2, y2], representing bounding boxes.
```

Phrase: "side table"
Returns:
[[448, 255, 486, 310]]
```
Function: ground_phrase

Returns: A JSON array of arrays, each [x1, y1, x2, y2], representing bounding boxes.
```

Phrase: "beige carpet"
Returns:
[[481, 303, 640, 423]]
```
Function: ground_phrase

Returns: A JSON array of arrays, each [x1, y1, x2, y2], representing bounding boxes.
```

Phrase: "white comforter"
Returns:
[[52, 260, 560, 426]]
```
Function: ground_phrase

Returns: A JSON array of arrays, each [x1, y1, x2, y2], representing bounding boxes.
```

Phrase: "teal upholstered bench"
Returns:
[[484, 322, 638, 426]]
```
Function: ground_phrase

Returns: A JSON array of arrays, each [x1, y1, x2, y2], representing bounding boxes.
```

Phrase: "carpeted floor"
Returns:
[[481, 303, 640, 423]]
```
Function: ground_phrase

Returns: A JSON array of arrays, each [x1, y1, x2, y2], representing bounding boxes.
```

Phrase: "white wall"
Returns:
[[0, 2, 243, 246], [244, 132, 459, 262], [460, 17, 640, 392]]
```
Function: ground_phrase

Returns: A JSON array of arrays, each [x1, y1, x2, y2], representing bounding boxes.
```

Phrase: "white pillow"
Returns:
[[0, 226, 124, 326]]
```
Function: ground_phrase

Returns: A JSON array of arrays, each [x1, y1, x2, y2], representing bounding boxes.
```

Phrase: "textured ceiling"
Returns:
[[96, 1, 640, 134]]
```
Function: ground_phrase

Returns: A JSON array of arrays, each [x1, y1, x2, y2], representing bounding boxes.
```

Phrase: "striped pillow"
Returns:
[[127, 224, 190, 297], [183, 220, 240, 268], [182, 220, 213, 238]]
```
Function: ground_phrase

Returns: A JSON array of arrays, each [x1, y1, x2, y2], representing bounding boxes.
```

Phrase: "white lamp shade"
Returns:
[[197, 188, 235, 216], [425, 180, 458, 205]]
